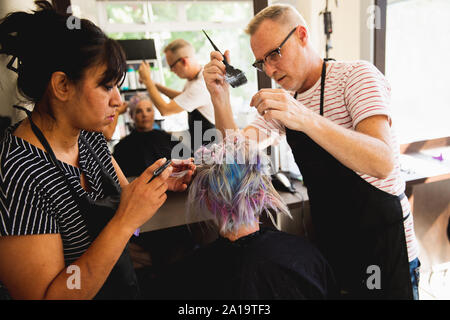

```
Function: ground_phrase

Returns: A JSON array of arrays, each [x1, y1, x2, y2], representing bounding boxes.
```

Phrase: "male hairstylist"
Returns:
[[203, 4, 420, 299], [138, 39, 215, 154]]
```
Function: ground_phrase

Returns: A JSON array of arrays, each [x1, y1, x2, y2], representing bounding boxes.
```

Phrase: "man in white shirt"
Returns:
[[203, 4, 419, 299], [138, 39, 215, 154]]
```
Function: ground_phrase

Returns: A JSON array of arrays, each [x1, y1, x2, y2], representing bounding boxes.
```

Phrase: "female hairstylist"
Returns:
[[0, 1, 194, 299]]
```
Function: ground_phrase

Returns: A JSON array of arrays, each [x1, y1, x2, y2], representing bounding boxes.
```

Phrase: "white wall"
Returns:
[[0, 0, 36, 123]]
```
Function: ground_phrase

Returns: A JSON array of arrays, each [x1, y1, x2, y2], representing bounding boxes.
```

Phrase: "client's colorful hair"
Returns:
[[187, 133, 291, 234], [128, 92, 151, 117]]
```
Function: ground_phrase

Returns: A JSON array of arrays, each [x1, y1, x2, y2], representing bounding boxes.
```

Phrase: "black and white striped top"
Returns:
[[0, 121, 120, 265]]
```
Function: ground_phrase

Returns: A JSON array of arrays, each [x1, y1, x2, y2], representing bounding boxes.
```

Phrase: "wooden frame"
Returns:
[[253, 0, 272, 90], [373, 0, 387, 74]]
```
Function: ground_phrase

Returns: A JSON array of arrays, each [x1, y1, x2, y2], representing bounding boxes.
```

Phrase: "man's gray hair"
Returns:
[[245, 3, 307, 35], [163, 38, 194, 55], [128, 92, 151, 117]]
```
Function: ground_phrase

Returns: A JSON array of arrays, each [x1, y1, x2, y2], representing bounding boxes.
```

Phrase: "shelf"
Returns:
[[120, 88, 147, 93]]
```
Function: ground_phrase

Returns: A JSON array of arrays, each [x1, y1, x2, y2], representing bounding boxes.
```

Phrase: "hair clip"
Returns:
[[7, 55, 19, 74]]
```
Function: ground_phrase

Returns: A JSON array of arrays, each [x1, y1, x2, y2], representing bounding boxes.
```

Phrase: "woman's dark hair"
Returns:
[[0, 1, 126, 104]]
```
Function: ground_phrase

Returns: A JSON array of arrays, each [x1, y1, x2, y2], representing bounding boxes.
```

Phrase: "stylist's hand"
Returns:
[[167, 158, 196, 192], [203, 50, 231, 102], [138, 61, 152, 85], [250, 88, 313, 132], [115, 158, 172, 234]]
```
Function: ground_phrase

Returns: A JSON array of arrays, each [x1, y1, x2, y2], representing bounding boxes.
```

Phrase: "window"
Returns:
[[106, 2, 147, 24], [98, 1, 258, 132], [385, 0, 450, 143]]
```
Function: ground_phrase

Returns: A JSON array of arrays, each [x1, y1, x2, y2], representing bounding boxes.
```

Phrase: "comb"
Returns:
[[202, 30, 247, 88], [147, 159, 172, 184]]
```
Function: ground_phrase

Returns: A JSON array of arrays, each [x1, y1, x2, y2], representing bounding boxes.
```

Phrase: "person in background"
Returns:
[[0, 1, 193, 300], [150, 134, 337, 299], [113, 93, 179, 178], [138, 39, 215, 154], [102, 101, 128, 141], [203, 3, 419, 299]]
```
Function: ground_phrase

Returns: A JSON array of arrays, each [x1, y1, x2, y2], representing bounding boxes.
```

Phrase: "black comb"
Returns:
[[202, 30, 247, 88], [147, 160, 172, 184]]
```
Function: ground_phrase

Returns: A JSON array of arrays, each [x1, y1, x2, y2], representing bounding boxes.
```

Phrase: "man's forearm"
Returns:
[[211, 95, 238, 137], [155, 83, 181, 99], [144, 79, 184, 116], [302, 112, 395, 179], [144, 79, 171, 114]]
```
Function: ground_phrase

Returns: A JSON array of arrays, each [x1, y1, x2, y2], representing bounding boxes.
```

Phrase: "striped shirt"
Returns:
[[251, 60, 419, 262], [0, 122, 120, 265]]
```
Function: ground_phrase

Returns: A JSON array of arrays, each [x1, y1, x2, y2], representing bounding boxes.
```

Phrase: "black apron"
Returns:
[[286, 61, 413, 299], [188, 109, 215, 155], [25, 112, 139, 300]]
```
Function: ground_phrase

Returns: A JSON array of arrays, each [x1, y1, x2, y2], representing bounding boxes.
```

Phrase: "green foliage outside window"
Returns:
[[108, 32, 146, 40], [185, 2, 253, 22], [106, 3, 146, 24], [150, 3, 178, 22]]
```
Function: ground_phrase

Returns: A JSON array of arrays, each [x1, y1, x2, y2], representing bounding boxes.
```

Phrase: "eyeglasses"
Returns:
[[169, 57, 186, 69], [252, 27, 297, 72]]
